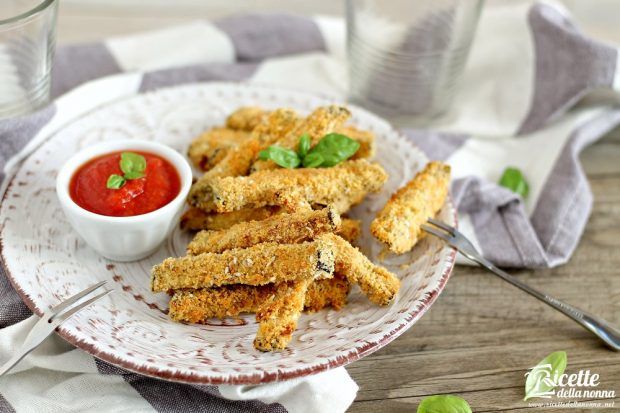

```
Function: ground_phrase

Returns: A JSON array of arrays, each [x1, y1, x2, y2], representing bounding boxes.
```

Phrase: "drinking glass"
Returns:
[[347, 0, 483, 120], [0, 0, 58, 119]]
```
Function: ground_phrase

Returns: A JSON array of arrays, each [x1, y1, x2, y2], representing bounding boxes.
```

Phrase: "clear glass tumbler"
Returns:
[[0, 0, 58, 119], [347, 0, 483, 120]]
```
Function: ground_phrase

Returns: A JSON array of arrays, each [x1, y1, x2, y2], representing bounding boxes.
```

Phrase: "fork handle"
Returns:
[[473, 256, 620, 351]]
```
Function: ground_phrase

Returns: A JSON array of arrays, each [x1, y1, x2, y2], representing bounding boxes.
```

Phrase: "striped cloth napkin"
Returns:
[[1, 1, 619, 411]]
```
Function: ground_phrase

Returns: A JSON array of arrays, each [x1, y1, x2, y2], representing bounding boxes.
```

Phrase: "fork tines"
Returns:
[[53, 288, 113, 323], [48, 281, 109, 321]]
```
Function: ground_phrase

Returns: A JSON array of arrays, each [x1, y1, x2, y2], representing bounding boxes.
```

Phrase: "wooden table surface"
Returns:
[[57, 1, 620, 411]]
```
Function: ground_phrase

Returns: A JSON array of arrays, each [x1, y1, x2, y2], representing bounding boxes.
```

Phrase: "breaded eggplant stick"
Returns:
[[168, 275, 350, 322], [250, 105, 351, 172], [337, 125, 375, 160], [225, 108, 373, 161], [169, 284, 278, 322], [180, 206, 283, 231], [254, 279, 310, 351], [338, 218, 362, 243], [195, 159, 388, 213], [304, 274, 350, 312], [151, 240, 335, 292], [226, 107, 268, 131], [188, 127, 250, 171], [321, 234, 400, 306], [188, 109, 301, 206], [187, 207, 341, 255], [180, 206, 361, 240], [371, 161, 451, 254]]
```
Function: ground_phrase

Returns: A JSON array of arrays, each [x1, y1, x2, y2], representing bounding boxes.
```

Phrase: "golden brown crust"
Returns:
[[159, 105, 405, 351], [195, 159, 387, 213], [169, 284, 277, 322], [168, 275, 350, 323], [254, 279, 310, 351], [336, 125, 376, 160], [338, 219, 362, 243], [180, 206, 282, 231], [151, 240, 335, 292], [187, 207, 341, 255], [226, 107, 268, 131], [371, 161, 451, 254], [187, 127, 250, 171], [321, 234, 400, 306], [188, 109, 301, 207], [250, 105, 351, 173], [303, 274, 350, 312]]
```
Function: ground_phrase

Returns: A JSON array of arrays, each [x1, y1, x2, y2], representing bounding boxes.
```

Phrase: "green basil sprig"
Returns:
[[417, 395, 472, 413], [120, 152, 147, 179], [499, 167, 529, 198], [304, 133, 360, 167], [258, 146, 301, 169], [524, 351, 567, 401], [297, 133, 311, 158], [106, 152, 147, 189], [106, 174, 126, 189], [258, 133, 360, 169]]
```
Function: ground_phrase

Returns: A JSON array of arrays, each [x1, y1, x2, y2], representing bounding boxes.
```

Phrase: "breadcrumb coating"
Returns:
[[187, 127, 250, 171], [371, 161, 451, 254], [254, 279, 310, 351], [303, 274, 350, 312], [180, 206, 283, 231], [321, 234, 400, 306], [151, 240, 335, 292], [226, 106, 269, 131], [180, 206, 361, 243], [194, 159, 387, 213], [336, 218, 361, 243], [250, 105, 351, 172], [187, 207, 341, 254], [169, 284, 277, 321], [224, 107, 375, 163], [168, 275, 350, 323], [188, 108, 300, 206]]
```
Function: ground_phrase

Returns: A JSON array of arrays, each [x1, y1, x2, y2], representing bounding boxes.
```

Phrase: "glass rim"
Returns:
[[0, 0, 57, 26]]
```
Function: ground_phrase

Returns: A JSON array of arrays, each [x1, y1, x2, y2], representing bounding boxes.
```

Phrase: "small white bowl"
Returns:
[[56, 140, 192, 262]]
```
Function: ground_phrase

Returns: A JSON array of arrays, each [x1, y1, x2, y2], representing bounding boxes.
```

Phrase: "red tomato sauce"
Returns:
[[69, 151, 181, 217]]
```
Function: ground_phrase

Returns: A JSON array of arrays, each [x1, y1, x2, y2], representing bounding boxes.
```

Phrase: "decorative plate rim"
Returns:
[[0, 81, 458, 385]]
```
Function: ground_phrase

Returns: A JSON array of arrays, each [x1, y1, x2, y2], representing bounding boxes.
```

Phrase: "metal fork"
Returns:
[[422, 218, 620, 351], [0, 281, 113, 376]]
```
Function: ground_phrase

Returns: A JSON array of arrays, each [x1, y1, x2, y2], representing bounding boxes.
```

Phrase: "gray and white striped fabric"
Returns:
[[1, 1, 620, 411]]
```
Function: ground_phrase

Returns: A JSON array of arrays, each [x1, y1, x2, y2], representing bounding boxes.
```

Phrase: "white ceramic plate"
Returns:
[[0, 82, 456, 384]]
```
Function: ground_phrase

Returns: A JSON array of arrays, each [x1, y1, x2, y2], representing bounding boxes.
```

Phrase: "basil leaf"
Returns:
[[302, 152, 324, 168], [499, 167, 529, 198], [120, 152, 147, 177], [417, 395, 472, 413], [524, 351, 567, 401], [298, 133, 311, 158], [123, 170, 145, 180], [106, 174, 126, 189], [306, 133, 360, 167], [258, 146, 301, 169]]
